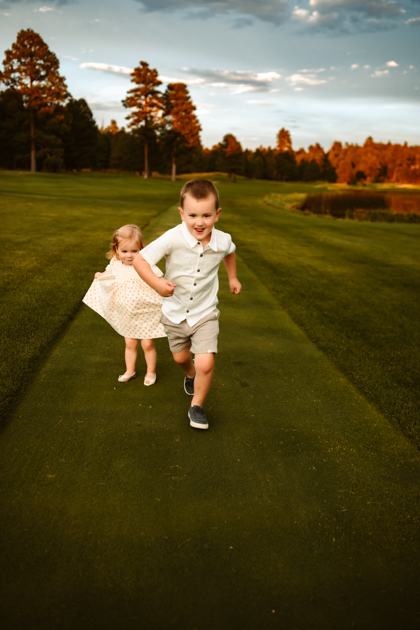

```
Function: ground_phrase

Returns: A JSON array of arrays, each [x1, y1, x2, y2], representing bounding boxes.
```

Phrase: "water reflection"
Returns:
[[385, 195, 420, 214]]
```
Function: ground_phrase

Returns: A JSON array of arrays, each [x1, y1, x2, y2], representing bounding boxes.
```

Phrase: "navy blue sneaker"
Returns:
[[188, 405, 208, 430], [184, 374, 195, 395]]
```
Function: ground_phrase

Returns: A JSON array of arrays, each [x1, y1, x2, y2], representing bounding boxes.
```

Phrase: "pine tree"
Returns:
[[276, 128, 293, 153], [0, 29, 68, 172], [163, 83, 201, 180], [219, 134, 244, 181], [62, 99, 98, 171], [123, 61, 163, 178]]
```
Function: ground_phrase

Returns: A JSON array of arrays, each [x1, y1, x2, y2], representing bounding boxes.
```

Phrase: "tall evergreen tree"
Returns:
[[0, 29, 68, 172], [123, 61, 163, 178], [163, 82, 201, 180], [276, 128, 293, 153], [0, 89, 27, 169], [62, 98, 98, 171], [219, 134, 244, 181]]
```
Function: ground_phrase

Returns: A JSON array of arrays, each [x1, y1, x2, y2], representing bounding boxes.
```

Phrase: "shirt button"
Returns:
[[197, 269, 200, 272], [186, 310, 189, 313], [190, 297, 193, 300], [197, 242, 200, 245], [194, 283, 197, 286], [200, 254, 203, 257]]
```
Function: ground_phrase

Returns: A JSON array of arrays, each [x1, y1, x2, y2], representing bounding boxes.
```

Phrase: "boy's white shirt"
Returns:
[[141, 220, 236, 326]]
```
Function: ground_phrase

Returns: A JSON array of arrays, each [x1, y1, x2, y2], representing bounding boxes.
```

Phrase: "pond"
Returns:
[[385, 194, 420, 214], [300, 190, 420, 221]]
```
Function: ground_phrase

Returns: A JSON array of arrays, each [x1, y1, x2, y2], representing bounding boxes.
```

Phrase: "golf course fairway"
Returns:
[[1, 202, 420, 630]]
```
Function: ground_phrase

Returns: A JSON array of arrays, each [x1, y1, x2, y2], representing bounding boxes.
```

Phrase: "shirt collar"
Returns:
[[181, 221, 218, 252]]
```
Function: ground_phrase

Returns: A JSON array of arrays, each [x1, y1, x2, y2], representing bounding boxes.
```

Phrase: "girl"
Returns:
[[83, 224, 166, 386]]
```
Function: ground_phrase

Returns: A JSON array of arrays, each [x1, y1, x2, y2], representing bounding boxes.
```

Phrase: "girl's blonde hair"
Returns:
[[106, 224, 145, 260]]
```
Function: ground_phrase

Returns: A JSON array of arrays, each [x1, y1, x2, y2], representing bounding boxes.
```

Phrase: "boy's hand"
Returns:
[[229, 278, 242, 295], [157, 278, 177, 297]]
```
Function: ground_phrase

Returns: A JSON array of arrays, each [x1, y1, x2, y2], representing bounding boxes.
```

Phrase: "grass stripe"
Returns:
[[1, 203, 420, 629]]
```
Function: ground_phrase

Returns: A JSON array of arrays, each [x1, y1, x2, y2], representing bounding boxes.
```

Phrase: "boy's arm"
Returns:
[[223, 252, 242, 295], [134, 254, 176, 297]]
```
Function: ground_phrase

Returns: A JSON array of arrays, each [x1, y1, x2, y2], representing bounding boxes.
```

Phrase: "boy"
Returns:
[[134, 179, 241, 430]]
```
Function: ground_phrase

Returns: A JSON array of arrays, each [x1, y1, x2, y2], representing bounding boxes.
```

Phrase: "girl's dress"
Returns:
[[83, 257, 166, 339]]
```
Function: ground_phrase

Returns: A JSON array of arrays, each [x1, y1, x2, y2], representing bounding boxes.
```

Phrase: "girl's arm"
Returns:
[[223, 252, 242, 295], [134, 254, 176, 297]]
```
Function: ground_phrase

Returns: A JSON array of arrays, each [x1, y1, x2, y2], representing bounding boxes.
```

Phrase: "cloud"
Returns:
[[81, 63, 280, 94], [133, 0, 289, 24], [34, 6, 55, 11], [182, 68, 281, 93], [351, 63, 359, 69], [159, 75, 205, 85], [292, 0, 406, 34], [371, 69, 390, 77], [386, 60, 398, 66], [80, 63, 133, 76], [406, 16, 420, 25], [286, 73, 329, 88], [308, 0, 403, 18], [7, 0, 72, 4], [298, 67, 326, 73], [87, 100, 123, 111]]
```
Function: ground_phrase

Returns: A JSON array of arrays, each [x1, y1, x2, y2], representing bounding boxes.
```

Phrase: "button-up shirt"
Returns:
[[141, 221, 236, 326]]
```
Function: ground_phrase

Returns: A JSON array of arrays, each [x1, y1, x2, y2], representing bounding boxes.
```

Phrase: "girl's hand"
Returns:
[[158, 279, 176, 297], [229, 278, 242, 295], [94, 272, 103, 279]]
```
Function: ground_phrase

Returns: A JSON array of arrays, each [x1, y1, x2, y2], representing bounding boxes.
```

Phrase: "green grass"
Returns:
[[1, 203, 420, 629], [215, 180, 420, 446], [0, 171, 179, 420], [1, 173, 419, 450]]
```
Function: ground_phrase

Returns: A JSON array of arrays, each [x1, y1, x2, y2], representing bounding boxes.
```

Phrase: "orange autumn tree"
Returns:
[[0, 28, 68, 172], [123, 61, 164, 178], [276, 127, 293, 153], [163, 82, 201, 180], [106, 119, 120, 135]]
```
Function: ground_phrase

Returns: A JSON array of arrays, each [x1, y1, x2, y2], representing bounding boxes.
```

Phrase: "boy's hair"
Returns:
[[180, 179, 219, 210], [106, 224, 145, 260]]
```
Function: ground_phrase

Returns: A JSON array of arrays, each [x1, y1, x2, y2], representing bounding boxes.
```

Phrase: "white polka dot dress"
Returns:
[[83, 257, 166, 340]]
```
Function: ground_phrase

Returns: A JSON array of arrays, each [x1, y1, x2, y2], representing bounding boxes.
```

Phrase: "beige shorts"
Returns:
[[161, 309, 220, 355]]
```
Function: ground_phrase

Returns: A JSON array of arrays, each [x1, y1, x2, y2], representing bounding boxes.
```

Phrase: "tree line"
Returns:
[[1, 29, 419, 184]]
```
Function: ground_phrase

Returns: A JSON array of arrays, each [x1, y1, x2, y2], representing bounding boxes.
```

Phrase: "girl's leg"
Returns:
[[141, 338, 157, 375], [124, 337, 138, 374]]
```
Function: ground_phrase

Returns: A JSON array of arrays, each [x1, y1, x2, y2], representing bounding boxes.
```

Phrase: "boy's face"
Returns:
[[179, 194, 221, 246]]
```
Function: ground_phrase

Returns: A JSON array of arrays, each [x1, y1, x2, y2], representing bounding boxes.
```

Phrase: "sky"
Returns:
[[1, 0, 419, 150]]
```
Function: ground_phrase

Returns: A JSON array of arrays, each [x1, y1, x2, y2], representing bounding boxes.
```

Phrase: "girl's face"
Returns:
[[116, 239, 140, 265]]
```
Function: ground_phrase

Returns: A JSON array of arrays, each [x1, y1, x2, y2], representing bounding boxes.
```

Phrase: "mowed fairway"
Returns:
[[1, 174, 420, 629]]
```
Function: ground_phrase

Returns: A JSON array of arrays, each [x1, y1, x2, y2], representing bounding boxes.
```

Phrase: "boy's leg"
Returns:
[[191, 352, 214, 408], [172, 347, 195, 378]]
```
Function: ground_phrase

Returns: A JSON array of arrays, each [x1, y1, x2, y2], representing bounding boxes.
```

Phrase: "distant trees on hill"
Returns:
[[1, 29, 419, 183]]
